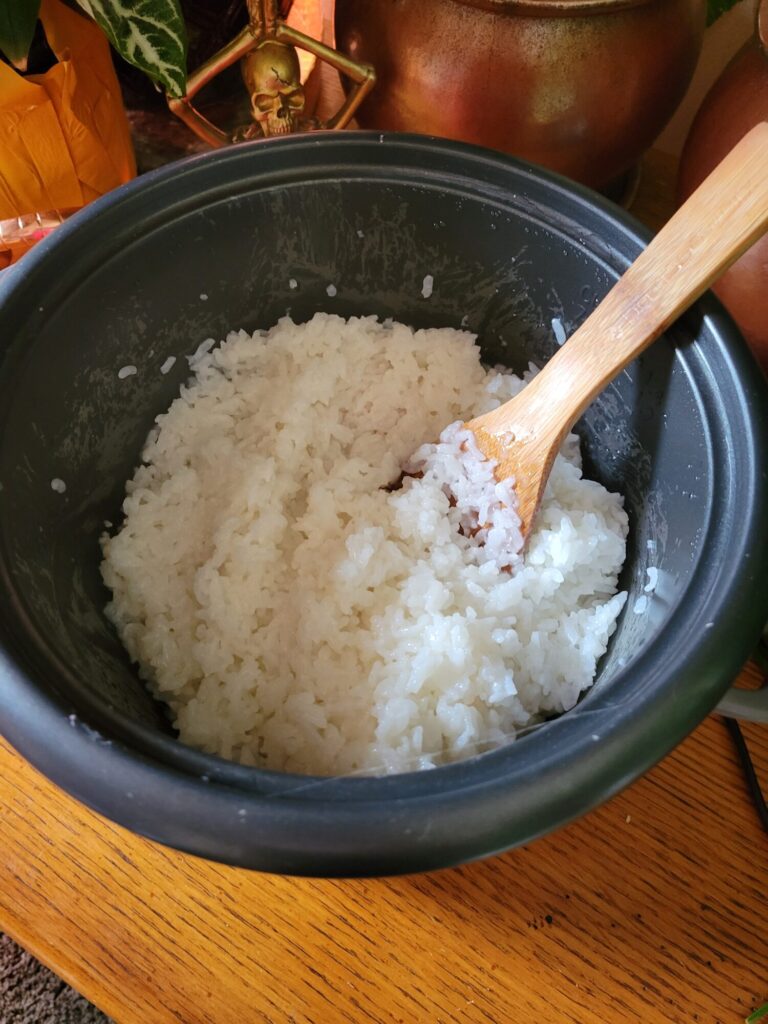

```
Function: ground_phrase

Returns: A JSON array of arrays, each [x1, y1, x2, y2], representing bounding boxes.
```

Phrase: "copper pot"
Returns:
[[678, 1, 768, 374], [334, 0, 705, 191]]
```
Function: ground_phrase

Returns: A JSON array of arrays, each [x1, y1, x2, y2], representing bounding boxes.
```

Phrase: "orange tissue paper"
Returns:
[[0, 0, 137, 267]]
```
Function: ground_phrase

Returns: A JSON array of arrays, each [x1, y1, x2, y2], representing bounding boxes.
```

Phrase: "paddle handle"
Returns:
[[490, 122, 768, 440]]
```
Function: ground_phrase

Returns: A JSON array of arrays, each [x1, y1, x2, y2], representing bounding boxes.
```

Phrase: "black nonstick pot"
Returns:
[[1, 133, 767, 877]]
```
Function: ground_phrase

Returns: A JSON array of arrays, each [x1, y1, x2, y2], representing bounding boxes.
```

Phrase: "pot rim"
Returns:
[[453, 0, 667, 15], [1, 131, 767, 876]]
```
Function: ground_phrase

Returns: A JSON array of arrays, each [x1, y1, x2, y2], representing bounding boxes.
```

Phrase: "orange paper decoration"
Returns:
[[0, 0, 136, 266]]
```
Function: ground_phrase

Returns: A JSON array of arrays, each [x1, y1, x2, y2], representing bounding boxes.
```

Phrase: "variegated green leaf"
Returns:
[[75, 0, 187, 97], [0, 0, 42, 70]]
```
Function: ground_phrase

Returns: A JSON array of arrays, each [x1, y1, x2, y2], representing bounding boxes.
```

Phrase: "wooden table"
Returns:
[[1, 152, 766, 1024]]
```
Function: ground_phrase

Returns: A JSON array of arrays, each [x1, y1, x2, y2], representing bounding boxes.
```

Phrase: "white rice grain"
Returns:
[[101, 314, 628, 777], [644, 567, 658, 593], [552, 318, 567, 346]]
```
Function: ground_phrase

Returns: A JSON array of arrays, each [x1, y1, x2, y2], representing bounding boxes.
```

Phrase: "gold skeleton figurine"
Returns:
[[167, 0, 375, 147]]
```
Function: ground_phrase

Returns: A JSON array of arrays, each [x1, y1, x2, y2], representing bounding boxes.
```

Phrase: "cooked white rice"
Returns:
[[101, 314, 628, 776]]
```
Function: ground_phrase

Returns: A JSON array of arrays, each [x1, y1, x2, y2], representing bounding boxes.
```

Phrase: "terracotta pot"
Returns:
[[334, 0, 705, 191], [678, 1, 768, 374]]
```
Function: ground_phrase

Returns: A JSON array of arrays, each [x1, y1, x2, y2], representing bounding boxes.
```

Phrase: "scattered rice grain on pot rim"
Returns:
[[101, 314, 628, 777]]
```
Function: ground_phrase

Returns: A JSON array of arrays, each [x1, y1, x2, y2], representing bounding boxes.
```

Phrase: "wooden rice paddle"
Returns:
[[465, 122, 768, 540]]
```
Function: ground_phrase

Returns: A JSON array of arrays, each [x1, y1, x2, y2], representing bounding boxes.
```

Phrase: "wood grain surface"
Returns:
[[1, 150, 766, 1024], [1, 683, 766, 1024]]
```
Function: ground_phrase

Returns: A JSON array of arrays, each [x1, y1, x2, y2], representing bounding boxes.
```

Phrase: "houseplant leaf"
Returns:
[[0, 0, 42, 70], [75, 0, 187, 97]]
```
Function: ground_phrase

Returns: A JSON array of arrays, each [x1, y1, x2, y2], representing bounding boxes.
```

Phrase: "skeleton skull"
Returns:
[[242, 40, 305, 137]]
